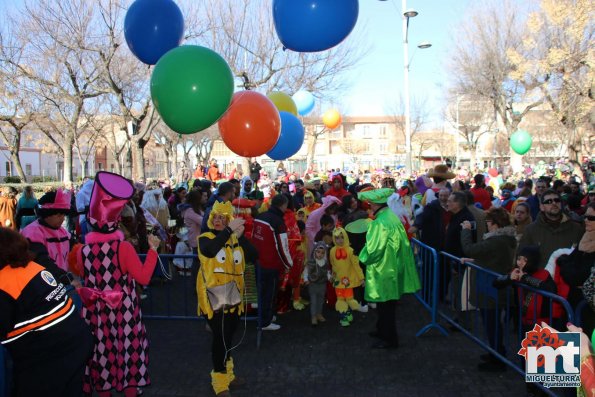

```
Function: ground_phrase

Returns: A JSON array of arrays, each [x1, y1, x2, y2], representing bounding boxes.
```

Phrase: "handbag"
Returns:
[[206, 281, 242, 311]]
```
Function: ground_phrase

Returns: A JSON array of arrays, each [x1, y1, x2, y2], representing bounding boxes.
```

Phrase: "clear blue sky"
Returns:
[[0, 0, 473, 127], [337, 0, 473, 126]]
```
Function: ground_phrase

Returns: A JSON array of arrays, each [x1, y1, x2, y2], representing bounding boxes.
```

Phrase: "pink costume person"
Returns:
[[21, 189, 72, 272], [72, 172, 158, 397], [305, 195, 341, 256]]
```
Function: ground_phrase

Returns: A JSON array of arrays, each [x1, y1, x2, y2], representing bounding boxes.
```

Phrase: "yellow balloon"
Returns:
[[322, 109, 342, 130], [266, 91, 298, 116]]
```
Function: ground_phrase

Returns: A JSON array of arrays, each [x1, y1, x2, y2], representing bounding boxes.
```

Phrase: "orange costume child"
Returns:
[[329, 227, 366, 327]]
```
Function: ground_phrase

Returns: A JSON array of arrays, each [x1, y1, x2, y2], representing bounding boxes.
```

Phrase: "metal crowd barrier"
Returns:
[[411, 239, 448, 337], [139, 253, 259, 323], [434, 251, 576, 397]]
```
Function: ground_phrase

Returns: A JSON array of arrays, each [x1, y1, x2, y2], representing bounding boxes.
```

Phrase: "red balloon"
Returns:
[[218, 91, 281, 157]]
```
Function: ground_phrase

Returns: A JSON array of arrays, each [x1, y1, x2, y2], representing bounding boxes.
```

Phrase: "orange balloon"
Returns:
[[322, 109, 341, 129], [218, 91, 281, 157]]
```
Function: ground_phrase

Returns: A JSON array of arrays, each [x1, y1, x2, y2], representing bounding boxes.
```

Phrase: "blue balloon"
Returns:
[[124, 0, 185, 65], [273, 0, 359, 52], [292, 90, 315, 116], [267, 112, 305, 160]]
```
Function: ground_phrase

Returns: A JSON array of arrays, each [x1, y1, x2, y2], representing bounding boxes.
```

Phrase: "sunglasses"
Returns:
[[542, 198, 561, 205], [586, 215, 595, 221]]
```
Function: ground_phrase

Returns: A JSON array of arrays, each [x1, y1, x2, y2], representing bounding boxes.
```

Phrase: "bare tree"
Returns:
[[445, 95, 494, 170], [507, 0, 594, 164], [446, 0, 543, 168], [1, 0, 106, 184], [385, 95, 429, 149]]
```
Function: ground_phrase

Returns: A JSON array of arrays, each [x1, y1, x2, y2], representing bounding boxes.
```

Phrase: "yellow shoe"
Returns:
[[292, 300, 305, 310], [211, 371, 230, 396]]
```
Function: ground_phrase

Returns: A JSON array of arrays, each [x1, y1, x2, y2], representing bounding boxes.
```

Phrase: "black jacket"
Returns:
[[444, 207, 475, 258]]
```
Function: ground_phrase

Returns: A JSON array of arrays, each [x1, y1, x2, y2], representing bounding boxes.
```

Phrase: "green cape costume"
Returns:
[[358, 206, 420, 302]]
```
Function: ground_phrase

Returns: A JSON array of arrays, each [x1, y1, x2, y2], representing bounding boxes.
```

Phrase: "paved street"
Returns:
[[135, 294, 528, 397]]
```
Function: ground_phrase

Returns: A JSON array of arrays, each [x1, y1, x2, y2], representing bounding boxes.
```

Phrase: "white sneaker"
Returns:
[[358, 305, 369, 313], [261, 323, 281, 331]]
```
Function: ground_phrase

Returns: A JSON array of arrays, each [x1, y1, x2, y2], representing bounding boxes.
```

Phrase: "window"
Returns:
[[5, 161, 10, 176], [110, 163, 115, 172], [363, 125, 371, 138], [379, 125, 387, 137], [84, 161, 89, 175], [379, 143, 388, 153], [97, 162, 104, 170], [26, 164, 32, 176]]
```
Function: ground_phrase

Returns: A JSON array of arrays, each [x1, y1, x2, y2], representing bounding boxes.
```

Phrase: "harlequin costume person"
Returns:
[[71, 171, 160, 397], [358, 188, 420, 349], [197, 200, 257, 397], [330, 227, 366, 326]]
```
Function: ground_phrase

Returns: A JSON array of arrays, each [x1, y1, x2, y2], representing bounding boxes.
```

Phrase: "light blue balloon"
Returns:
[[266, 112, 305, 160], [292, 90, 315, 116]]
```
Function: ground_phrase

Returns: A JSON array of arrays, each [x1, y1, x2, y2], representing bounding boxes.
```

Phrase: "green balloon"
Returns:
[[510, 129, 532, 155], [151, 45, 234, 134]]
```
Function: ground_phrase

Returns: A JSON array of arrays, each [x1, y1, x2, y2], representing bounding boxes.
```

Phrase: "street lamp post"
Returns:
[[381, 0, 430, 174]]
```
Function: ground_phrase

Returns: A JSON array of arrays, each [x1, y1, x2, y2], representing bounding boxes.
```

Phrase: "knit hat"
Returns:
[[37, 189, 72, 218], [518, 245, 540, 274], [88, 171, 134, 233]]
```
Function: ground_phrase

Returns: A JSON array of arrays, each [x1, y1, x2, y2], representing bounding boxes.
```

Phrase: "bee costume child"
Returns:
[[197, 200, 257, 396]]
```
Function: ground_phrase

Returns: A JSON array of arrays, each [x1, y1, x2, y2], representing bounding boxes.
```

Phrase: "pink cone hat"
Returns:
[[88, 171, 134, 233]]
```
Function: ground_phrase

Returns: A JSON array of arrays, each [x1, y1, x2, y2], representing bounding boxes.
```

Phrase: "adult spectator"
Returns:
[[557, 201, 595, 335], [305, 195, 341, 255], [207, 159, 220, 182], [182, 188, 207, 281], [338, 193, 368, 227], [519, 189, 585, 269], [239, 176, 254, 198], [229, 178, 241, 199], [460, 207, 517, 372], [249, 159, 262, 183], [15, 185, 38, 230], [201, 182, 235, 232], [75, 179, 94, 243], [193, 161, 206, 179], [513, 202, 532, 243], [292, 179, 306, 209], [358, 188, 420, 349], [423, 164, 455, 204], [526, 178, 549, 220], [324, 174, 350, 200], [410, 188, 451, 252], [176, 161, 191, 187], [141, 187, 170, 233], [0, 228, 93, 397], [444, 191, 476, 259], [168, 186, 187, 226], [470, 174, 492, 211], [252, 194, 294, 331]]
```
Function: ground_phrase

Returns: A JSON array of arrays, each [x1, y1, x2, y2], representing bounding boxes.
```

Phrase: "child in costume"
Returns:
[[72, 171, 160, 397], [196, 200, 258, 397], [330, 227, 366, 326], [289, 220, 308, 310], [303, 241, 331, 326]]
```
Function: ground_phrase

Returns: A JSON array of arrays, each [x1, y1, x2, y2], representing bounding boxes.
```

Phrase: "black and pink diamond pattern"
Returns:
[[81, 240, 150, 393]]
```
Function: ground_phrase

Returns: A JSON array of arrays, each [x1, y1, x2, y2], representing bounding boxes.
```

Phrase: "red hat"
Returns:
[[88, 171, 134, 233]]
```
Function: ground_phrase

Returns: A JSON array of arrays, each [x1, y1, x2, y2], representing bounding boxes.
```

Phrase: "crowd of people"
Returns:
[[0, 157, 594, 396]]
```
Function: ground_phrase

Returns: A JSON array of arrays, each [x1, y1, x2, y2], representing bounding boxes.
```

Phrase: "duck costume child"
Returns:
[[330, 227, 366, 326], [197, 200, 258, 397]]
